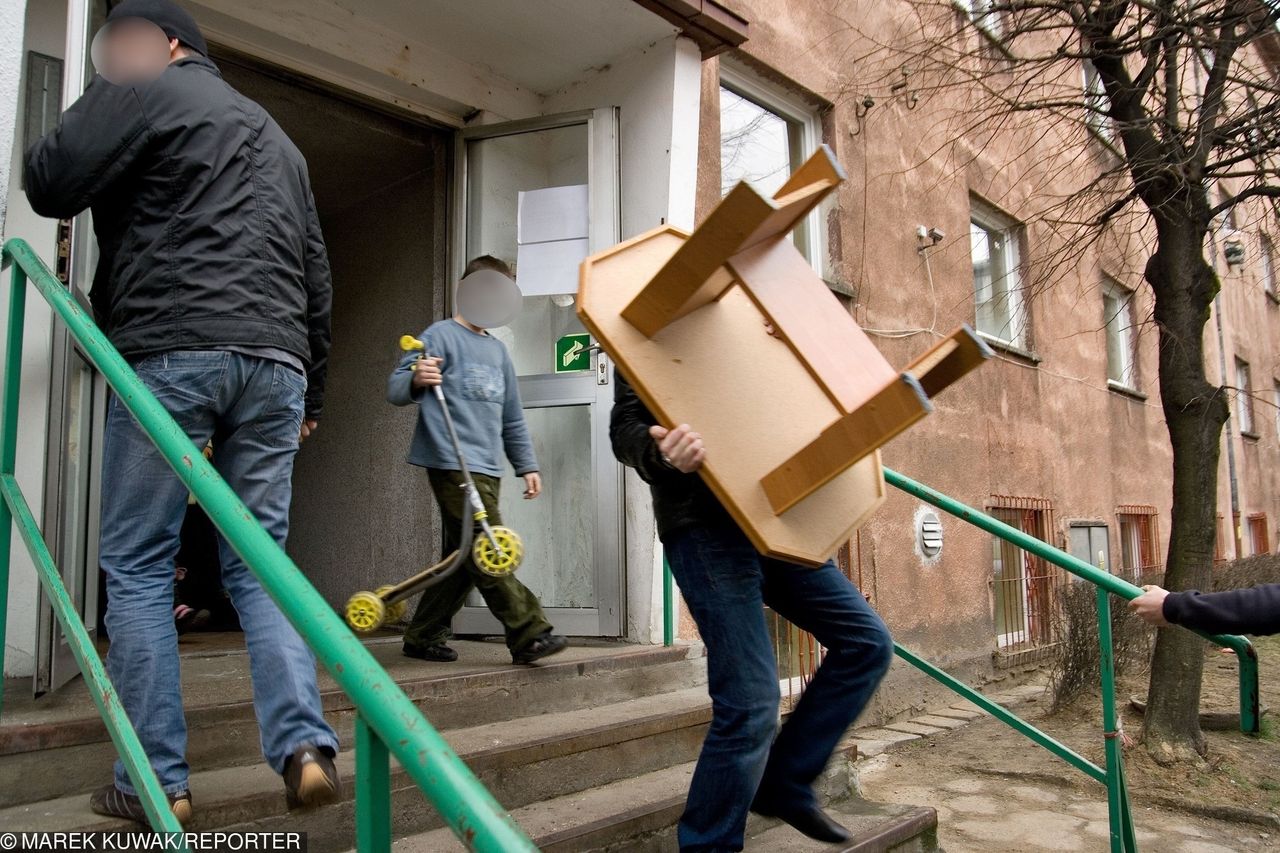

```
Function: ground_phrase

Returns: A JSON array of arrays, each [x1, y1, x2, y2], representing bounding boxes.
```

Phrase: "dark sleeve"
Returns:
[[609, 369, 685, 486], [1162, 584, 1280, 636], [24, 76, 152, 218], [301, 182, 333, 419]]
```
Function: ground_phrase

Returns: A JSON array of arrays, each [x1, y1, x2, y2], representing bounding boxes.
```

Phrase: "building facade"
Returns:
[[699, 1, 1280, 708], [1, 0, 1276, 724]]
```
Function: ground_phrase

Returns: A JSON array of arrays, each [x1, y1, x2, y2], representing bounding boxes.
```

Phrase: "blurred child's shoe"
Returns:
[[403, 643, 459, 662], [512, 632, 567, 665]]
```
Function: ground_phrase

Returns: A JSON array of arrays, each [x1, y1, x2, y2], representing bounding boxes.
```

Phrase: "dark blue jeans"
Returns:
[[665, 523, 893, 853], [100, 351, 337, 794]]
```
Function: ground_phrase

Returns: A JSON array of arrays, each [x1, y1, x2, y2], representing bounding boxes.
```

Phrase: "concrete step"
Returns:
[[385, 761, 938, 853], [746, 799, 939, 853], [0, 686, 714, 852], [0, 639, 707, 806]]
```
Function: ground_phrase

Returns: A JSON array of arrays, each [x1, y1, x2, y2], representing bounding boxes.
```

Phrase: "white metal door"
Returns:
[[450, 110, 623, 637]]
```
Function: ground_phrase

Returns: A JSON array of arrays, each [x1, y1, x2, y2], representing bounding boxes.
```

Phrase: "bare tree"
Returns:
[[830, 0, 1280, 762]]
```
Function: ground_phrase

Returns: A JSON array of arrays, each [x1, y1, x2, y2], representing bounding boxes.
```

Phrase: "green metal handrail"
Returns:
[[656, 466, 1258, 853], [883, 467, 1259, 734], [0, 238, 536, 852], [881, 467, 1257, 853]]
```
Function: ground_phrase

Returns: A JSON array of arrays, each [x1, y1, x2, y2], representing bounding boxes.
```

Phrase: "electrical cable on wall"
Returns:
[[861, 225, 943, 339], [858, 224, 1165, 409]]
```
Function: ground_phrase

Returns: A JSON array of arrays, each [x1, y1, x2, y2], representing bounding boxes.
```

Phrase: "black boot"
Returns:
[[403, 643, 459, 662], [752, 798, 852, 844]]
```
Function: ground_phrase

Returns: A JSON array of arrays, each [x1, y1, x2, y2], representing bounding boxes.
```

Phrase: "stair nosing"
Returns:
[[535, 794, 686, 851], [842, 806, 938, 853]]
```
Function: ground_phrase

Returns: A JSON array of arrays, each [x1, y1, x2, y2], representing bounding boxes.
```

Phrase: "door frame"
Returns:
[[448, 110, 625, 637], [34, 0, 104, 695]]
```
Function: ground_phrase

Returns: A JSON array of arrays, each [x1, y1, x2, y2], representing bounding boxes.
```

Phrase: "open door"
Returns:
[[451, 110, 624, 637], [34, 0, 109, 695]]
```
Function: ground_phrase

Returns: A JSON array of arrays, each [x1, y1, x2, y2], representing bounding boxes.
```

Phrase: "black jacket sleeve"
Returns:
[[25, 76, 152, 218], [301, 182, 333, 419], [1162, 584, 1280, 636], [609, 370, 685, 486]]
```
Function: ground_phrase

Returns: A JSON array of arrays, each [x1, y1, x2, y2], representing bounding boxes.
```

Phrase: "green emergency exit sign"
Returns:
[[555, 333, 592, 373]]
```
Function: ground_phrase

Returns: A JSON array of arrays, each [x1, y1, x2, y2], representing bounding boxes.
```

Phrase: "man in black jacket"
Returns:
[[611, 372, 893, 852], [1130, 583, 1280, 635], [25, 0, 337, 825]]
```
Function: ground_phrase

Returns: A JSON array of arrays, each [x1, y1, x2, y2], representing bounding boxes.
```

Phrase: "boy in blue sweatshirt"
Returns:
[[388, 256, 567, 665]]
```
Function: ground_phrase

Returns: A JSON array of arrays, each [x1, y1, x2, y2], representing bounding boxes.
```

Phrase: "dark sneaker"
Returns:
[[403, 643, 459, 662], [89, 783, 193, 826], [283, 744, 340, 810], [175, 605, 211, 635], [512, 633, 568, 665]]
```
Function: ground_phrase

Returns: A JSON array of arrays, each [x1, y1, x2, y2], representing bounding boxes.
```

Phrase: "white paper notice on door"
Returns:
[[516, 184, 589, 297]]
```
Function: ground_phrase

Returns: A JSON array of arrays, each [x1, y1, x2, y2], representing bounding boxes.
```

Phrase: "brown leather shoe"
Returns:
[[283, 744, 341, 810], [89, 783, 193, 826]]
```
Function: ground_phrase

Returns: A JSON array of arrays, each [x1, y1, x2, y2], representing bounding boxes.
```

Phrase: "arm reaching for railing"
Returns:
[[1130, 583, 1280, 636]]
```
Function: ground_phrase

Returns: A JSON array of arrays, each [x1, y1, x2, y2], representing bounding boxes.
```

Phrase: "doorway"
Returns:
[[214, 56, 452, 610], [452, 113, 624, 638]]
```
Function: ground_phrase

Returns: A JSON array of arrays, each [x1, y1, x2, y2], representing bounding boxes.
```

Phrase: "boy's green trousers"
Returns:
[[403, 468, 553, 653]]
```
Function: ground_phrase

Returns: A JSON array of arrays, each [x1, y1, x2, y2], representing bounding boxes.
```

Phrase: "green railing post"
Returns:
[[882, 466, 1260, 734], [1097, 589, 1138, 853], [663, 554, 674, 647], [0, 256, 25, 718], [1, 239, 535, 851], [355, 713, 392, 853]]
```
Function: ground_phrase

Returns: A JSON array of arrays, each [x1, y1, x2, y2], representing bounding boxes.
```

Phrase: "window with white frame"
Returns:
[[1237, 358, 1256, 435], [1103, 280, 1136, 388], [718, 68, 822, 268], [955, 0, 1004, 40], [970, 201, 1029, 348], [1261, 233, 1276, 297], [1274, 380, 1280, 438], [1082, 59, 1115, 143]]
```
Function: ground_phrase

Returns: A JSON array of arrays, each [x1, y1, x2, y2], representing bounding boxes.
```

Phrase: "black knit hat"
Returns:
[[107, 0, 208, 56]]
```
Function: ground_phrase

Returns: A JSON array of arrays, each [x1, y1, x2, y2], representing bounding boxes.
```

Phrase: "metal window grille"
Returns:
[[768, 532, 864, 709], [1117, 505, 1161, 583], [1248, 513, 1270, 555], [989, 495, 1062, 651]]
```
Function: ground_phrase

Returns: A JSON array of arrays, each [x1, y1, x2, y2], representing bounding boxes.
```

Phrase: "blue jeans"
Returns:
[[665, 524, 894, 853], [100, 351, 338, 795]]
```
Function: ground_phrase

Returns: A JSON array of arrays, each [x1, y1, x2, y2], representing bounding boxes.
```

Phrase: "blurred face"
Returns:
[[90, 17, 173, 85], [455, 269, 522, 329]]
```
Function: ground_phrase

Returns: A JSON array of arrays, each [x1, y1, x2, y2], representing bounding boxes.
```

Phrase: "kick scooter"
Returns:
[[344, 334, 524, 633]]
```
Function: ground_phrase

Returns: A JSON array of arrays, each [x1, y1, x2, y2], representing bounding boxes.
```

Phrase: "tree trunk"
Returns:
[[1143, 215, 1229, 763]]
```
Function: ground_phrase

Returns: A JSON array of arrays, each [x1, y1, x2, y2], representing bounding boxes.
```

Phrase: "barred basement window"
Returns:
[[1117, 506, 1161, 583], [1248, 513, 1270, 555], [989, 496, 1061, 650]]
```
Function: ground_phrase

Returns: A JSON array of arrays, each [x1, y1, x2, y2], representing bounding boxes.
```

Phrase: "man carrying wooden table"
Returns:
[[610, 371, 893, 852]]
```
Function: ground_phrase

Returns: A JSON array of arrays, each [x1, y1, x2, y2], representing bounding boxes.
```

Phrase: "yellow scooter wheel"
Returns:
[[345, 590, 385, 633], [376, 586, 407, 624], [474, 526, 524, 576]]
